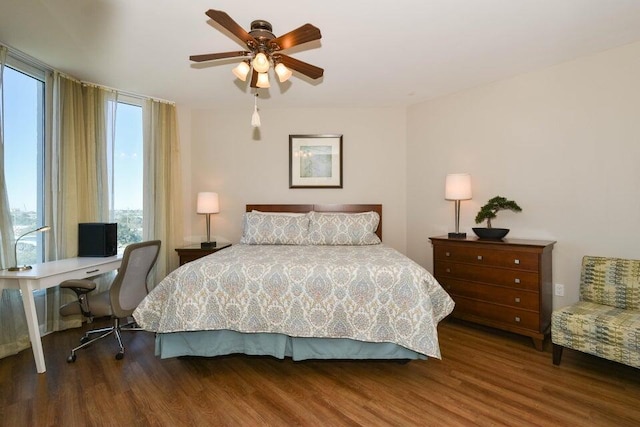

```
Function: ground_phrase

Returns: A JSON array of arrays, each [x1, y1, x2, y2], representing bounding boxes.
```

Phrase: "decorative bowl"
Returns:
[[472, 227, 510, 240]]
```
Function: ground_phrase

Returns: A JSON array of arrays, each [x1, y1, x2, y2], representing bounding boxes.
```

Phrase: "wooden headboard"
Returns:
[[246, 204, 383, 240]]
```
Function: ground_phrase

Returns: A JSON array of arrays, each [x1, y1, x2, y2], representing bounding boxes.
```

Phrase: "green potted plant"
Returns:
[[473, 196, 522, 239]]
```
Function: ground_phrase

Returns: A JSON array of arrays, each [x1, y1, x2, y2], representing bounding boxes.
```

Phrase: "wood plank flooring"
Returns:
[[1, 318, 639, 426]]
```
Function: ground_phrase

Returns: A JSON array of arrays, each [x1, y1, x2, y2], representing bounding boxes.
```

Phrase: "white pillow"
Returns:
[[240, 211, 310, 245], [306, 211, 381, 245]]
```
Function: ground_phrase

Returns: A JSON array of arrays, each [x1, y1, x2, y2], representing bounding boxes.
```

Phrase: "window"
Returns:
[[3, 56, 145, 259], [3, 60, 45, 266], [108, 99, 143, 250]]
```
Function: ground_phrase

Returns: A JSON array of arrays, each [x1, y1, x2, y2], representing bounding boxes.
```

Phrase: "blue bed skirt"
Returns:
[[155, 330, 427, 361]]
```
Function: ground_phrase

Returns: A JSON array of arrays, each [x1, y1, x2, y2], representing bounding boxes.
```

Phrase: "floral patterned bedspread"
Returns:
[[133, 244, 454, 358]]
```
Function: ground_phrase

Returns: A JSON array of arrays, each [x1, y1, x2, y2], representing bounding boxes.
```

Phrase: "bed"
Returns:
[[133, 204, 454, 361]]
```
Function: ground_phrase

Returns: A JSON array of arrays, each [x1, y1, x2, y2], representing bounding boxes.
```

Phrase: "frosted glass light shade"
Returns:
[[445, 173, 472, 200], [196, 192, 220, 214], [232, 62, 250, 81], [256, 72, 270, 88], [275, 63, 292, 82], [252, 52, 270, 73]]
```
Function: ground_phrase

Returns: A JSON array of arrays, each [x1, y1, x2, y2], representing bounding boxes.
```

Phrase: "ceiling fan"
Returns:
[[189, 9, 324, 89]]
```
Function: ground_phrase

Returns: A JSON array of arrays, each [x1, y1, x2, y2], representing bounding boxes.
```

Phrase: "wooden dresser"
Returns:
[[430, 236, 555, 350]]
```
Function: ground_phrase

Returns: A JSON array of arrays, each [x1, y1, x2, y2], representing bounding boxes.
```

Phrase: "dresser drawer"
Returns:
[[453, 297, 540, 330], [434, 245, 539, 271], [435, 261, 539, 291], [440, 278, 539, 311]]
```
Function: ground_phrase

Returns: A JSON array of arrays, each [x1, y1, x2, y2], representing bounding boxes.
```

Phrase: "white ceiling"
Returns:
[[2, 0, 640, 109]]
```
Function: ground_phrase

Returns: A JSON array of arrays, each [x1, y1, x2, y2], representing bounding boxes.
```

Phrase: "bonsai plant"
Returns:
[[473, 196, 522, 239]]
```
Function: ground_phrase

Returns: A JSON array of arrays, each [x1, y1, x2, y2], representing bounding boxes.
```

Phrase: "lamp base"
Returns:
[[448, 232, 467, 239], [201, 241, 217, 249], [8, 265, 33, 272]]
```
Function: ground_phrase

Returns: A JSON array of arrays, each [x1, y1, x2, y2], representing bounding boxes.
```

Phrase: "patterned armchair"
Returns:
[[552, 256, 640, 368]]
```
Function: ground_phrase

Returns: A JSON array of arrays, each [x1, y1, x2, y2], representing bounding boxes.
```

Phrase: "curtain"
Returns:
[[0, 45, 31, 358], [44, 74, 112, 331], [142, 100, 183, 284], [82, 84, 112, 221]]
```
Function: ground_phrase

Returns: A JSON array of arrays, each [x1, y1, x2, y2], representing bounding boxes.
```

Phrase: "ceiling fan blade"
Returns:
[[249, 69, 259, 88], [189, 51, 250, 62], [205, 9, 258, 47], [269, 24, 321, 51], [276, 54, 324, 79]]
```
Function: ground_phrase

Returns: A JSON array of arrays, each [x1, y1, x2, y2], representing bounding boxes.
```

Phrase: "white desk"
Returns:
[[0, 255, 122, 373]]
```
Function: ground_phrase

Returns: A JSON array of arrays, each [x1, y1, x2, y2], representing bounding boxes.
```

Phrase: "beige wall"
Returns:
[[178, 41, 640, 309], [183, 106, 408, 252], [407, 41, 640, 308]]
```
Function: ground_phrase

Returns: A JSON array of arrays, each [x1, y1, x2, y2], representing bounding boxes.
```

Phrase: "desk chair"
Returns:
[[59, 240, 161, 362]]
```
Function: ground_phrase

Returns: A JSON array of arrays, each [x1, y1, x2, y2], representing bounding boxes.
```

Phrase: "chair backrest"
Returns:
[[579, 256, 640, 310], [109, 240, 161, 318]]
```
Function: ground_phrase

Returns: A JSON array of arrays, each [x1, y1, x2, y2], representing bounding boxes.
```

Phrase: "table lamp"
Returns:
[[445, 173, 472, 238], [9, 225, 51, 271], [197, 192, 219, 249]]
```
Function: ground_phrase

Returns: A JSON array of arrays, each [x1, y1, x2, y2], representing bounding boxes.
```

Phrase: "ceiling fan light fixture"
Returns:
[[275, 63, 293, 82], [252, 52, 270, 73], [189, 10, 324, 91], [256, 72, 270, 88], [232, 61, 251, 81]]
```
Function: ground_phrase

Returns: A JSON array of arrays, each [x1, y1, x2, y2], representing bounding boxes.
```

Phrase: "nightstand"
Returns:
[[175, 242, 231, 266]]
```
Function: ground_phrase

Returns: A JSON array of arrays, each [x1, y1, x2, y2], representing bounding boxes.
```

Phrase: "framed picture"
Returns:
[[289, 134, 343, 188]]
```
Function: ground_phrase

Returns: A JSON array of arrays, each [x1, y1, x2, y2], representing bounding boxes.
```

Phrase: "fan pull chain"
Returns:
[[251, 94, 261, 128]]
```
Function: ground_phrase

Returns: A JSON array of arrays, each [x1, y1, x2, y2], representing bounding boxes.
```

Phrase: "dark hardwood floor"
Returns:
[[1, 318, 639, 426]]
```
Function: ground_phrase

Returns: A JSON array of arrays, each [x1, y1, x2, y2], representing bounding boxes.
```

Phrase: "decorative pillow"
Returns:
[[251, 210, 307, 217], [240, 212, 310, 245], [306, 211, 381, 245]]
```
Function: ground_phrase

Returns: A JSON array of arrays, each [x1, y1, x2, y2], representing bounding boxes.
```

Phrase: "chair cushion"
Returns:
[[59, 290, 113, 318], [580, 256, 640, 310], [552, 301, 640, 368]]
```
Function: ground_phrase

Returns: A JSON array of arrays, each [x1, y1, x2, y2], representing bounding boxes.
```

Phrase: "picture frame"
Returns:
[[289, 134, 343, 188]]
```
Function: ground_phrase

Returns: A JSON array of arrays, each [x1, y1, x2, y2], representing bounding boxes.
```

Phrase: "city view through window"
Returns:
[[4, 64, 143, 266], [4, 65, 44, 267], [111, 101, 144, 251]]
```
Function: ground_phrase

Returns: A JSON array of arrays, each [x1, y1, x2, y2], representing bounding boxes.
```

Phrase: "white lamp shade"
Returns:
[[275, 63, 292, 82], [232, 62, 251, 81], [256, 72, 270, 88], [196, 192, 220, 214], [252, 52, 270, 73], [445, 173, 472, 200]]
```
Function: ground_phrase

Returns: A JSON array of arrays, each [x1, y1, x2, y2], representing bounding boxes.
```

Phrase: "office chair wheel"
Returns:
[[115, 351, 124, 360], [67, 353, 77, 363]]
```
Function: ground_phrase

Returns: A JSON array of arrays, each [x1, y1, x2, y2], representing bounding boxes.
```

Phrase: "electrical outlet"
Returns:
[[555, 283, 565, 297]]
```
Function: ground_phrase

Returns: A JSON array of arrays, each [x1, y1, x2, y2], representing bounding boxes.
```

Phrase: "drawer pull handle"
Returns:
[[515, 297, 521, 303], [514, 259, 520, 265], [446, 268, 451, 273], [514, 278, 521, 284], [515, 316, 521, 323], [445, 252, 450, 257], [477, 255, 483, 261], [85, 269, 99, 274]]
